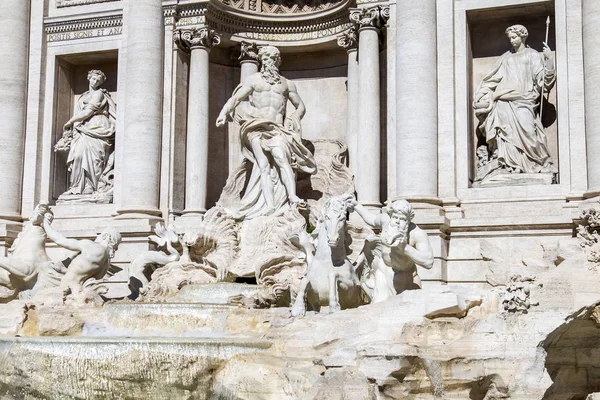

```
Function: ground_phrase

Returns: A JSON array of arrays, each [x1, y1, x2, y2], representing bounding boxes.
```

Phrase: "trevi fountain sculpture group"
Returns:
[[1, 33, 600, 400]]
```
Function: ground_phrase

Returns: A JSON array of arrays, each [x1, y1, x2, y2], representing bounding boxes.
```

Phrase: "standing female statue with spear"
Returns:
[[473, 21, 557, 182]]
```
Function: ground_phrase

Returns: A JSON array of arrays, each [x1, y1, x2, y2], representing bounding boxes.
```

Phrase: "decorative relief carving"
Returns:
[[238, 41, 260, 63], [336, 26, 357, 50], [174, 27, 221, 52], [164, 5, 177, 26], [55, 0, 119, 8], [261, 0, 343, 14], [349, 6, 389, 31], [578, 206, 600, 266]]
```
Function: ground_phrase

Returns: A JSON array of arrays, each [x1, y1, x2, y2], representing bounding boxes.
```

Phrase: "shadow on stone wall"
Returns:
[[542, 303, 600, 400]]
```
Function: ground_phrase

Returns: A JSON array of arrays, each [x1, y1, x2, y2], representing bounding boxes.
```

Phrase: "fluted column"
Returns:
[[350, 7, 388, 207], [395, 2, 438, 203], [337, 27, 359, 172], [229, 42, 259, 171], [584, 0, 600, 197], [117, 0, 164, 217], [0, 0, 30, 221], [175, 27, 221, 216]]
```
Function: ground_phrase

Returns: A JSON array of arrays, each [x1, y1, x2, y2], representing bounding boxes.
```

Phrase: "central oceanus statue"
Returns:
[[290, 194, 362, 317]]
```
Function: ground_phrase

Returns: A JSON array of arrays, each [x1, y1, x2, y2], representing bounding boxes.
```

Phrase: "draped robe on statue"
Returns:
[[66, 89, 116, 195], [218, 85, 317, 220], [475, 47, 556, 174]]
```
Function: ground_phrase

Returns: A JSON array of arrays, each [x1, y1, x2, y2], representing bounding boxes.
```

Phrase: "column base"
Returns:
[[359, 202, 382, 209], [115, 207, 162, 220], [387, 195, 442, 206], [180, 209, 207, 217], [583, 188, 600, 200]]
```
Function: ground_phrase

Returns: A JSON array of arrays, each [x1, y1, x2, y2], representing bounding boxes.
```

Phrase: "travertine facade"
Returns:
[[2, 0, 600, 398], [2, 0, 596, 290]]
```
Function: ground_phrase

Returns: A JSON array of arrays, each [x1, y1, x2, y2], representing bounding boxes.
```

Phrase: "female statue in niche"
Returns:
[[55, 69, 116, 203], [473, 24, 557, 186]]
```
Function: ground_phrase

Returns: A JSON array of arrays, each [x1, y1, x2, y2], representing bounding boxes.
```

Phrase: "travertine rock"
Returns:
[[310, 366, 378, 400], [0, 301, 26, 336], [37, 306, 83, 336], [210, 354, 325, 400]]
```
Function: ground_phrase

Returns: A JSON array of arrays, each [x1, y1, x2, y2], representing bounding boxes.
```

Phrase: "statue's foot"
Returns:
[[289, 197, 308, 210]]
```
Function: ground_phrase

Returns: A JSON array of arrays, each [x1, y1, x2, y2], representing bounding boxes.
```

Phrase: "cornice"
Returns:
[[45, 14, 122, 34], [206, 2, 352, 43], [55, 0, 119, 7]]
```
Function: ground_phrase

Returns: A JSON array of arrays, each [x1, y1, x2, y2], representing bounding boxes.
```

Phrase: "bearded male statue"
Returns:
[[216, 45, 317, 220]]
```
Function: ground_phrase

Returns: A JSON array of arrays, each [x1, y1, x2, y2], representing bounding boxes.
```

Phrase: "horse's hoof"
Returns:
[[328, 303, 341, 313], [291, 305, 306, 318]]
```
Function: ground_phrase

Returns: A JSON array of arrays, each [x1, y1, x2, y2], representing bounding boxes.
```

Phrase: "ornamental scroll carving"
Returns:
[[336, 26, 357, 50], [238, 41, 260, 63], [349, 6, 389, 31], [174, 27, 221, 52]]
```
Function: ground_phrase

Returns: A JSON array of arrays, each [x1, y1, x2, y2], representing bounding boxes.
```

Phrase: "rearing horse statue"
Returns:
[[290, 194, 362, 317]]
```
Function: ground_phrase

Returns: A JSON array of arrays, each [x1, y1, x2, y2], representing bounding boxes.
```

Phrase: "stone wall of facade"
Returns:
[[0, 0, 595, 288]]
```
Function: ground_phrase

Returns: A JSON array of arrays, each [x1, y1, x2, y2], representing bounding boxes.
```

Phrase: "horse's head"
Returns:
[[320, 195, 352, 247]]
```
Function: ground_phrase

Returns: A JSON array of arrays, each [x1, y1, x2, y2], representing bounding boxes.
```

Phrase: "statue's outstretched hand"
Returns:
[[216, 113, 228, 127]]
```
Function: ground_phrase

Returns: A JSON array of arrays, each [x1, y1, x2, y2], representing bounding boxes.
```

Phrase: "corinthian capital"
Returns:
[[238, 41, 259, 63], [349, 6, 389, 32], [174, 27, 221, 52], [337, 26, 358, 51]]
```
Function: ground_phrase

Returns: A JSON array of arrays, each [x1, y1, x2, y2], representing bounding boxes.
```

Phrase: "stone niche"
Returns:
[[203, 45, 350, 212], [466, 2, 558, 187], [51, 50, 118, 202]]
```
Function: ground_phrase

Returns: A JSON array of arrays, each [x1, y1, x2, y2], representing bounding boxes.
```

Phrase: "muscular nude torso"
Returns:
[[380, 230, 417, 272], [5, 225, 50, 282], [246, 73, 290, 124], [61, 241, 110, 290]]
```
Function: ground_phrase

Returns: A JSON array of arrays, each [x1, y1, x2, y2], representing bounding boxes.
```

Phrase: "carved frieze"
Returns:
[[47, 0, 354, 45], [174, 27, 221, 52], [215, 0, 345, 14], [207, 3, 352, 43]]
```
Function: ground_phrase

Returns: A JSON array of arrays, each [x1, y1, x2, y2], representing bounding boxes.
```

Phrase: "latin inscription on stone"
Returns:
[[237, 26, 346, 42], [47, 27, 122, 42]]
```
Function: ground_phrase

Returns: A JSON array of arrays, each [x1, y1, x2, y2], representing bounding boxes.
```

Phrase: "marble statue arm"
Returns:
[[216, 82, 255, 127], [541, 42, 556, 90], [404, 229, 434, 269], [287, 80, 306, 120], [63, 90, 104, 130], [352, 203, 382, 229], [43, 218, 84, 253]]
